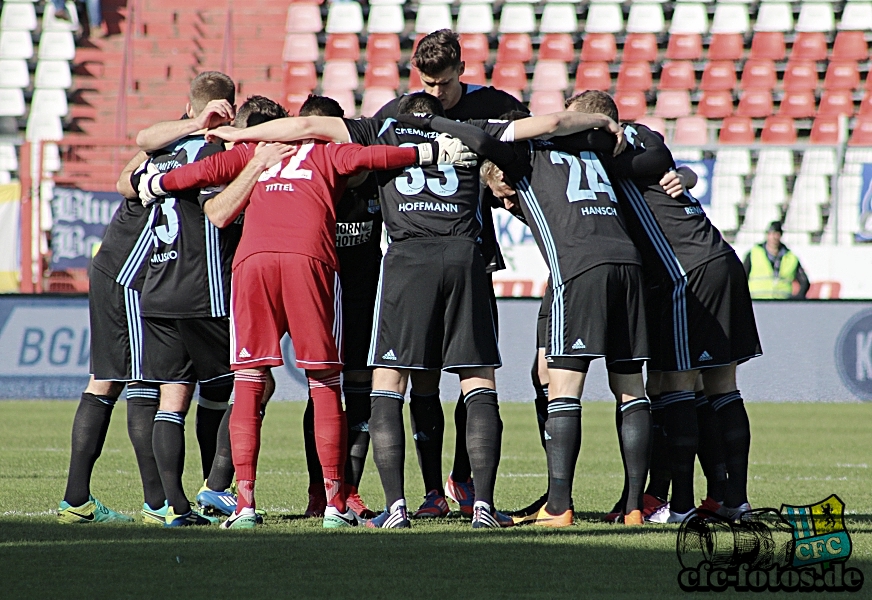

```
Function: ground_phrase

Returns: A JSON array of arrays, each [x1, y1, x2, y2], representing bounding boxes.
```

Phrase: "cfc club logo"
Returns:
[[836, 308, 872, 401], [676, 495, 863, 593]]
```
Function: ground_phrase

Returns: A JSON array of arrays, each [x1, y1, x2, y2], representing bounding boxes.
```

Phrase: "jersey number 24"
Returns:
[[550, 151, 617, 203]]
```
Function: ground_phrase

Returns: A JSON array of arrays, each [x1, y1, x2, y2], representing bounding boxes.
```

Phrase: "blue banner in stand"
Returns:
[[676, 158, 714, 206], [856, 164, 872, 242], [50, 187, 121, 270]]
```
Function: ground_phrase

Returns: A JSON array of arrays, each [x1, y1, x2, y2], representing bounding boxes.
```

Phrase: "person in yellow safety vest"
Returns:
[[742, 221, 810, 299]]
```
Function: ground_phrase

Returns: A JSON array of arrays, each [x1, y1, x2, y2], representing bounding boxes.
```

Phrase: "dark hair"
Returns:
[[298, 94, 344, 118], [565, 90, 619, 122], [189, 71, 235, 114], [412, 29, 462, 76], [233, 95, 288, 128], [499, 110, 531, 121], [397, 92, 446, 117]]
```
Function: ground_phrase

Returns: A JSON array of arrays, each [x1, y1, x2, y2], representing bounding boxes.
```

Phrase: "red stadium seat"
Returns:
[[459, 61, 487, 86], [832, 31, 868, 62], [532, 60, 569, 91], [324, 34, 360, 62], [666, 33, 702, 60], [849, 116, 872, 146], [529, 91, 566, 115], [860, 91, 872, 116], [491, 61, 528, 93], [285, 90, 312, 115], [622, 33, 658, 63], [614, 91, 647, 121], [497, 34, 533, 63], [791, 32, 828, 62], [637, 116, 666, 136], [459, 33, 489, 63], [749, 32, 785, 61], [616, 62, 652, 92], [574, 61, 611, 92], [708, 34, 744, 61], [320, 87, 356, 116], [539, 34, 575, 62], [659, 61, 696, 91], [697, 91, 734, 119], [719, 116, 755, 144], [654, 90, 691, 118], [282, 33, 319, 62], [824, 61, 860, 90], [673, 115, 708, 146], [736, 89, 773, 118], [580, 33, 616, 62], [810, 116, 840, 144], [283, 61, 317, 92], [700, 61, 737, 91], [761, 116, 797, 144], [818, 90, 855, 117], [408, 66, 422, 91], [322, 60, 358, 91], [364, 61, 399, 90], [740, 59, 777, 91], [366, 34, 401, 63], [783, 61, 819, 93], [777, 91, 816, 118]]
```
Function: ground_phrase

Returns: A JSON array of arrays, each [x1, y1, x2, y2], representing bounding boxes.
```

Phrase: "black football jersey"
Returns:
[[136, 136, 241, 319], [343, 118, 484, 242], [606, 124, 735, 283], [336, 174, 383, 267], [91, 194, 156, 292]]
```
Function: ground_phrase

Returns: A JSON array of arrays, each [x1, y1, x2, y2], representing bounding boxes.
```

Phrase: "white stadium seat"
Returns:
[[367, 6, 405, 34], [325, 2, 364, 34], [0, 31, 34, 60], [38, 31, 76, 61], [34, 60, 72, 89], [0, 88, 25, 116], [0, 3, 37, 31], [0, 59, 30, 88], [626, 4, 665, 33]]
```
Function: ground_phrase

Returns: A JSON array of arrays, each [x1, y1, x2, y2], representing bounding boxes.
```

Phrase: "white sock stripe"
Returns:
[[620, 398, 651, 413], [711, 391, 743, 410], [126, 388, 159, 399], [154, 411, 186, 425], [234, 372, 268, 384], [308, 375, 341, 388], [372, 390, 405, 402], [660, 390, 696, 406], [463, 388, 498, 404]]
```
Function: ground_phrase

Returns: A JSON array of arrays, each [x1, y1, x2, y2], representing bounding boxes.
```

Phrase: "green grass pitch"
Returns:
[[1, 401, 870, 599]]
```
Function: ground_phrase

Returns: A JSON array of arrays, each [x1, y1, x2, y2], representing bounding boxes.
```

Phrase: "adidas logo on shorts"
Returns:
[[572, 339, 586, 350], [382, 349, 397, 361], [699, 350, 713, 362], [239, 348, 251, 358]]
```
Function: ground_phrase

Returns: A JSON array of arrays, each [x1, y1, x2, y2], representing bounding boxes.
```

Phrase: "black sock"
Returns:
[[195, 379, 231, 480], [63, 392, 117, 506], [206, 403, 234, 492], [695, 392, 727, 503], [662, 391, 698, 514], [464, 388, 501, 507], [450, 394, 472, 482], [344, 381, 372, 489], [614, 403, 628, 513], [303, 397, 322, 487], [369, 391, 406, 508], [409, 390, 444, 495], [534, 382, 549, 451], [620, 398, 651, 513], [125, 383, 164, 510], [645, 394, 670, 501], [544, 397, 581, 515], [710, 391, 751, 508], [152, 410, 189, 513]]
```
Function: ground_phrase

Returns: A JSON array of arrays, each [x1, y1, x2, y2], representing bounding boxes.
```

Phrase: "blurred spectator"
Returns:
[[50, 0, 104, 37], [743, 221, 810, 299]]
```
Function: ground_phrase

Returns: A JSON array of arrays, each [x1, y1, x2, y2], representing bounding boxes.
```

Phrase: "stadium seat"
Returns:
[[709, 177, 742, 232], [0, 143, 18, 171], [34, 60, 72, 89], [283, 33, 319, 62], [799, 144, 837, 175], [320, 88, 356, 117], [416, 4, 453, 33], [754, 4, 793, 33], [498, 4, 536, 34], [810, 115, 841, 144], [673, 115, 708, 146], [285, 3, 322, 33], [497, 34, 533, 62], [284, 91, 311, 116], [539, 34, 575, 62], [659, 61, 696, 90], [324, 34, 360, 62], [783, 61, 819, 93], [283, 62, 317, 92], [740, 60, 777, 90], [654, 90, 691, 118], [737, 89, 773, 117], [539, 4, 578, 34], [697, 91, 734, 118], [838, 2, 872, 31], [43, 1, 80, 33], [701, 61, 737, 91], [761, 115, 797, 144], [622, 34, 657, 63], [367, 5, 404, 34], [719, 116, 755, 144], [326, 2, 364, 34], [614, 91, 647, 121], [669, 3, 708, 34], [708, 33, 744, 61], [25, 112, 63, 141], [43, 142, 60, 172], [636, 116, 666, 137], [777, 91, 817, 118], [580, 33, 616, 62], [457, 3, 494, 34], [849, 115, 872, 145], [0, 88, 24, 116], [824, 61, 860, 90], [585, 4, 624, 34], [459, 34, 489, 63], [714, 148, 751, 176], [710, 5, 750, 35], [529, 91, 566, 115], [322, 61, 359, 91], [365, 34, 401, 63], [360, 88, 396, 117], [616, 62, 652, 92], [31, 89, 68, 117], [574, 62, 612, 92], [860, 91, 872, 116], [818, 90, 855, 117], [749, 32, 785, 61], [532, 60, 569, 92], [0, 31, 33, 60], [39, 32, 75, 61], [0, 3, 37, 31], [790, 32, 828, 62], [491, 62, 527, 95], [364, 62, 399, 90], [0, 59, 29, 88], [665, 34, 702, 60], [795, 2, 835, 32], [459, 61, 487, 86], [832, 31, 868, 61], [626, 3, 665, 33]]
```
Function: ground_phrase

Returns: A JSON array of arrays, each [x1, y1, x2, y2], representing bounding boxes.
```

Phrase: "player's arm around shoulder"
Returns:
[[208, 116, 351, 144], [117, 150, 148, 198], [135, 100, 235, 152]]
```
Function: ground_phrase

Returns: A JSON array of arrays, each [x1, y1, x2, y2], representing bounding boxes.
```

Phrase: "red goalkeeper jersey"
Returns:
[[159, 140, 418, 271]]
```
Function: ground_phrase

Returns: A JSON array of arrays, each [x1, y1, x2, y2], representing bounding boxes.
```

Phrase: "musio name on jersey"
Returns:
[[580, 206, 617, 217], [399, 201, 459, 213], [150, 250, 178, 263], [265, 183, 295, 192], [336, 221, 373, 247]]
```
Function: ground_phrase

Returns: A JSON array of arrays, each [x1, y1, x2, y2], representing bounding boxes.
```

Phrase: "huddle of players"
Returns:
[[57, 29, 760, 529]]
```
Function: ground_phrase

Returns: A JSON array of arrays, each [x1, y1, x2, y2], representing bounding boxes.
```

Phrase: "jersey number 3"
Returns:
[[550, 151, 617, 203]]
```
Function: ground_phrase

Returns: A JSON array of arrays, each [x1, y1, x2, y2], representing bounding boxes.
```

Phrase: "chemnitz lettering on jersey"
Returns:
[[580, 206, 617, 217], [398, 201, 459, 213], [394, 128, 439, 139]]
